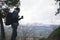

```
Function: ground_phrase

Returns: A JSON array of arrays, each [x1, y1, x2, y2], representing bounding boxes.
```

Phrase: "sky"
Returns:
[[19, 0, 60, 25]]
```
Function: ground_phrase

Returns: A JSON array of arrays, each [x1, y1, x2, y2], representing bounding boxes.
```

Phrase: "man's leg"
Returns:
[[11, 23, 18, 40], [11, 30, 17, 40]]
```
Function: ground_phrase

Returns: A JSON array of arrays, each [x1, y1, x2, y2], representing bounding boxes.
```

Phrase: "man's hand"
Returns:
[[21, 16, 23, 19], [18, 16, 23, 20]]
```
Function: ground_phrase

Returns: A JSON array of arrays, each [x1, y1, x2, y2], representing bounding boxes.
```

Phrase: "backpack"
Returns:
[[5, 12, 12, 25]]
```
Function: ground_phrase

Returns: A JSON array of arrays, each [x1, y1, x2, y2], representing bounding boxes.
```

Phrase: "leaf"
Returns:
[[5, 0, 20, 7]]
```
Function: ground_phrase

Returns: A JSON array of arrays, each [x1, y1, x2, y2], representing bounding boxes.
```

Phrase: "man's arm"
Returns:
[[18, 16, 23, 20]]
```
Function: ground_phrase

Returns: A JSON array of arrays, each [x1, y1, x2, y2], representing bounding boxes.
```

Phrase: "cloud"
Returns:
[[19, 0, 60, 24]]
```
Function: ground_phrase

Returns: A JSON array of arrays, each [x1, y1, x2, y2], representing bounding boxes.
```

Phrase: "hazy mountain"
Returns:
[[4, 23, 59, 38]]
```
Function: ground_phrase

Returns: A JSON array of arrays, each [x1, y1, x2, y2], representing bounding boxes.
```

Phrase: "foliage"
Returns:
[[0, 0, 20, 40], [0, 0, 20, 18], [55, 0, 60, 15], [5, 0, 20, 7], [47, 26, 60, 40]]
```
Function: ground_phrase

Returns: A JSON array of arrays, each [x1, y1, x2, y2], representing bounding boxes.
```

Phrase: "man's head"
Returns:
[[15, 7, 20, 13]]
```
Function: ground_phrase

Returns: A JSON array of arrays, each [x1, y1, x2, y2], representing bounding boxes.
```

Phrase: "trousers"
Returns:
[[11, 23, 18, 40]]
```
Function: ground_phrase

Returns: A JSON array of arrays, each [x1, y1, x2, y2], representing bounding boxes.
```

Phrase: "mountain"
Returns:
[[4, 23, 59, 38]]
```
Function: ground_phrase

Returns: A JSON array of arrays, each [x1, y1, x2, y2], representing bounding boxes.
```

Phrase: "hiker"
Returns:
[[11, 7, 23, 40]]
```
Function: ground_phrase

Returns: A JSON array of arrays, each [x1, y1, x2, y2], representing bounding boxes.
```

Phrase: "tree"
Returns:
[[0, 0, 20, 40], [47, 26, 60, 40], [5, 0, 20, 7], [20, 26, 33, 40], [55, 0, 60, 15], [0, 11, 5, 40]]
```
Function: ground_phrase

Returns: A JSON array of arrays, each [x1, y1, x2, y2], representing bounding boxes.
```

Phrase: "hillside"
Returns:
[[47, 26, 60, 40]]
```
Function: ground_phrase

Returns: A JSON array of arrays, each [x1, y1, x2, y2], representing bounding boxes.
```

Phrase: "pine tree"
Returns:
[[0, 0, 20, 40]]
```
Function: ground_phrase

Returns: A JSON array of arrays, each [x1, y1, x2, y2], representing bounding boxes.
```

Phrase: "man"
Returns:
[[11, 7, 23, 40]]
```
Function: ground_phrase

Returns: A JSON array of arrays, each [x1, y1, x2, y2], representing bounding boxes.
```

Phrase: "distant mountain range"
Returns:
[[4, 23, 59, 38]]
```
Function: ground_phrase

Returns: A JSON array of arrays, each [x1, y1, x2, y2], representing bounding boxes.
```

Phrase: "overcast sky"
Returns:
[[19, 0, 60, 25]]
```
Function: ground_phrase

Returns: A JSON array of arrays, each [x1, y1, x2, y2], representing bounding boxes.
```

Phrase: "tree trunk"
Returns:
[[24, 37, 26, 40], [0, 12, 5, 40]]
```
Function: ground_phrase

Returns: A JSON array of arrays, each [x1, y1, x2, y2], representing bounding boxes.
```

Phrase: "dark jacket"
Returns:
[[12, 11, 19, 23]]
